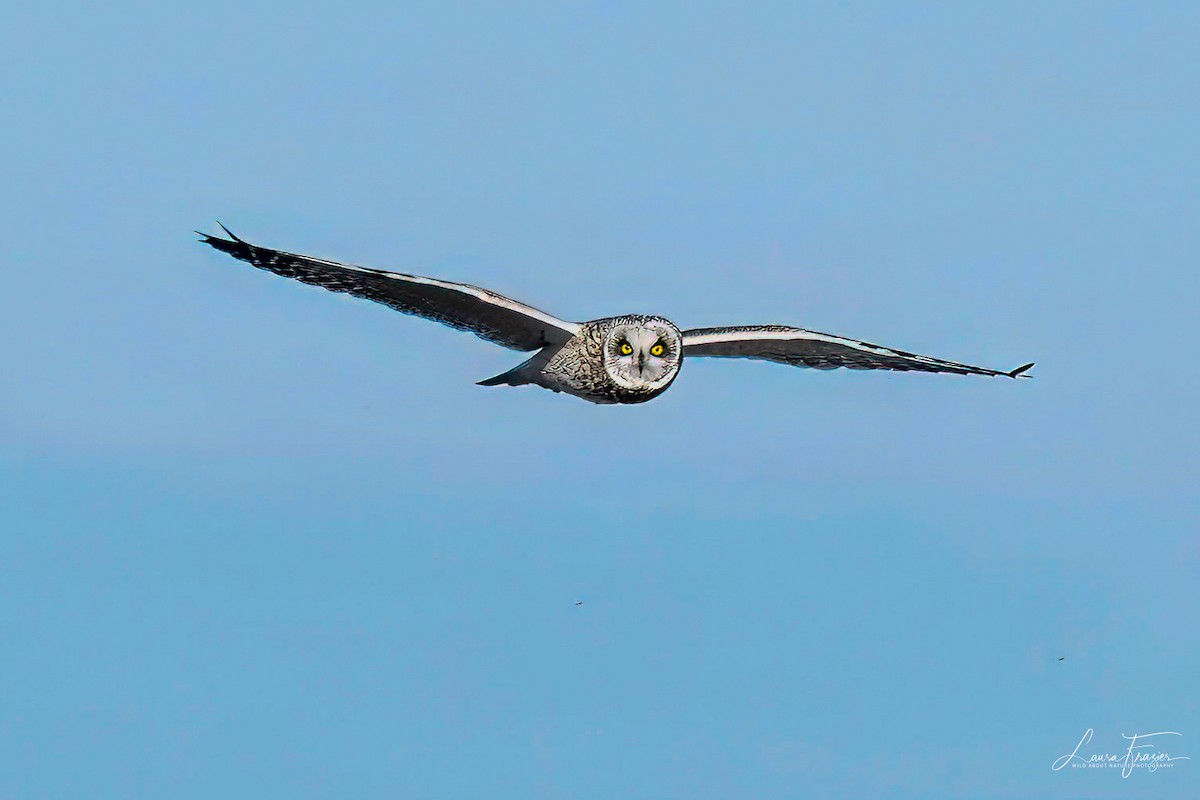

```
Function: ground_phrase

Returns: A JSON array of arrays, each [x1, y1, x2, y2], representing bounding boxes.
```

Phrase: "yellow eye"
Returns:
[[620, 342, 633, 355], [650, 343, 665, 357]]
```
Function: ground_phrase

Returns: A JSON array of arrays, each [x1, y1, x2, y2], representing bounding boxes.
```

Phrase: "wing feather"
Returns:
[[199, 225, 579, 352], [682, 325, 1032, 378]]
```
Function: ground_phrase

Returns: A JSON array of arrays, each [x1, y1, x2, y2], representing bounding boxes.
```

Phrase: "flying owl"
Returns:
[[199, 225, 1033, 405]]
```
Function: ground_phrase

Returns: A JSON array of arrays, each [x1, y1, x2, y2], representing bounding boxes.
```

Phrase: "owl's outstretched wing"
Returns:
[[681, 325, 1033, 378], [199, 225, 580, 352]]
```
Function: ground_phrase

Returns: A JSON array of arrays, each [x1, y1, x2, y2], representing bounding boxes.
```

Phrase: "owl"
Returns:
[[200, 225, 1033, 405]]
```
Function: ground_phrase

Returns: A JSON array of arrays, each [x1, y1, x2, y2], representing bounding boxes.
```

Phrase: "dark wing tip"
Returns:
[[197, 222, 254, 262], [216, 221, 245, 242], [1008, 362, 1035, 379]]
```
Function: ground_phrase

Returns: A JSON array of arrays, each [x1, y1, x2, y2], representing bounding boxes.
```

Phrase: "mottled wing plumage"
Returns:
[[682, 325, 1033, 378], [199, 226, 579, 351]]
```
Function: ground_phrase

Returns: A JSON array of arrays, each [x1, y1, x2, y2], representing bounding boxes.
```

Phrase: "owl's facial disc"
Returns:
[[604, 321, 681, 391]]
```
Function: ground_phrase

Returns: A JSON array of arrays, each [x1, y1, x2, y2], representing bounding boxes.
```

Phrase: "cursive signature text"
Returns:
[[1053, 728, 1191, 778]]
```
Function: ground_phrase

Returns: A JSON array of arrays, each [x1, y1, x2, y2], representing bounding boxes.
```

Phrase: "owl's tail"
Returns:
[[477, 352, 544, 387]]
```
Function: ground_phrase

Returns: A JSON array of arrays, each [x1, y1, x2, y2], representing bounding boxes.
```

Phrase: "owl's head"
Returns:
[[602, 316, 683, 393]]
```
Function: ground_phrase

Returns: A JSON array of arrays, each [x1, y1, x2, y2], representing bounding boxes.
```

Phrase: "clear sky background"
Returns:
[[1, 2, 1197, 798]]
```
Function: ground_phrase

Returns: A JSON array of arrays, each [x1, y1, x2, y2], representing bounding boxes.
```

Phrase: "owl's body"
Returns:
[[479, 315, 683, 404], [199, 226, 1033, 405]]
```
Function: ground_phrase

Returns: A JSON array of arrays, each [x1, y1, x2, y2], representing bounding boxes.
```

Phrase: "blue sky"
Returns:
[[1, 2, 1197, 797]]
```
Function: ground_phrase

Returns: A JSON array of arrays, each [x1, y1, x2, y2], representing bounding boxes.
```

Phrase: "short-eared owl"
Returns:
[[200, 226, 1033, 405]]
